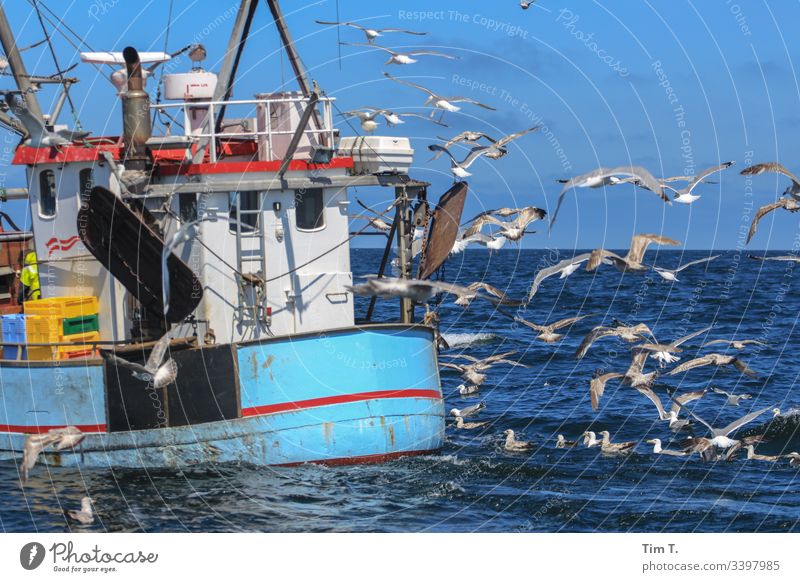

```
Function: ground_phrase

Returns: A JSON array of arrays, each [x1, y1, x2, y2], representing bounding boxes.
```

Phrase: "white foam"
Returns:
[[441, 332, 497, 349]]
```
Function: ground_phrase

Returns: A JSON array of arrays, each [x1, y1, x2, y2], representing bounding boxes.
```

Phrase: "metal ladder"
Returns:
[[232, 191, 269, 323]]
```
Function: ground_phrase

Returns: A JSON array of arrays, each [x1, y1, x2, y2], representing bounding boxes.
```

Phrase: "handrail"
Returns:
[[150, 95, 337, 162]]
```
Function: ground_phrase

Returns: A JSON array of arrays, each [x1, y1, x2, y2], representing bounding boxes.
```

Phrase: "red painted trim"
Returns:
[[156, 157, 354, 176], [13, 143, 122, 165], [242, 388, 442, 418], [274, 448, 439, 467], [0, 423, 106, 434]]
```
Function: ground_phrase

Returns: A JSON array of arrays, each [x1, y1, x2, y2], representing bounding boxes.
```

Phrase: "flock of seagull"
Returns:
[[330, 14, 800, 468]]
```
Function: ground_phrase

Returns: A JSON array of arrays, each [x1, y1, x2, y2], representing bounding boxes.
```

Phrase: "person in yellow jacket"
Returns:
[[18, 249, 40, 303]]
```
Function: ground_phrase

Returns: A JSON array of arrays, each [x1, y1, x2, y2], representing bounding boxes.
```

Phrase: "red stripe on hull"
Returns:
[[241, 388, 442, 418], [0, 423, 106, 434], [274, 448, 439, 467]]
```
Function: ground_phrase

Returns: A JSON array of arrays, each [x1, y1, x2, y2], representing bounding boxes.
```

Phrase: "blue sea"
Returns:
[[2, 248, 799, 532]]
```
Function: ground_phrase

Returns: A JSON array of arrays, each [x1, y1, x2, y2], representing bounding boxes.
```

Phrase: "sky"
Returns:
[[1, 1, 800, 250]]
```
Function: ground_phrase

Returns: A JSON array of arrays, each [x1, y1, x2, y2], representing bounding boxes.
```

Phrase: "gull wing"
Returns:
[[341, 42, 398, 56], [672, 255, 720, 273], [590, 372, 623, 410], [376, 28, 427, 35], [495, 126, 541, 148], [740, 162, 800, 188], [711, 386, 731, 397], [514, 206, 547, 229], [146, 333, 172, 371], [682, 161, 735, 193], [463, 213, 503, 237], [427, 144, 458, 164], [101, 351, 150, 376], [732, 357, 758, 378], [513, 317, 548, 333], [668, 395, 715, 435], [153, 359, 178, 389], [669, 389, 707, 414], [668, 354, 715, 375], [383, 72, 437, 97], [635, 385, 667, 419], [586, 248, 623, 271], [626, 349, 650, 376], [747, 198, 794, 243], [576, 326, 616, 359], [315, 20, 368, 32], [550, 312, 595, 331], [527, 253, 591, 300], [671, 324, 714, 347], [445, 96, 496, 110], [626, 234, 681, 264], [718, 405, 775, 437], [748, 254, 800, 263], [407, 50, 457, 60]]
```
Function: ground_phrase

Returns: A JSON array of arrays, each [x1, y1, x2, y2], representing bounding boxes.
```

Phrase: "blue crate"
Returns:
[[2, 314, 28, 360]]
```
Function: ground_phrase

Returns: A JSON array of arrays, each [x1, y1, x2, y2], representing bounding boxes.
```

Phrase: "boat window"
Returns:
[[179, 192, 198, 222], [78, 168, 94, 207], [38, 169, 57, 218], [295, 188, 325, 231], [229, 191, 260, 232]]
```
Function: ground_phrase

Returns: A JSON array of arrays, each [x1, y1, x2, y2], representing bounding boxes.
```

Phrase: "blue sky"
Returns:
[[2, 1, 799, 249]]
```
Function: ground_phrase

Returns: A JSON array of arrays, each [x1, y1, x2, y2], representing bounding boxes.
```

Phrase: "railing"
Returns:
[[150, 94, 336, 163]]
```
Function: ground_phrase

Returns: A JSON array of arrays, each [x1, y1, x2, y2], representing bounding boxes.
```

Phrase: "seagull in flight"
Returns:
[[101, 333, 178, 389], [450, 231, 507, 254], [661, 162, 735, 204], [348, 276, 472, 303], [463, 206, 546, 241], [550, 166, 668, 231], [384, 72, 496, 119], [636, 387, 706, 431], [576, 321, 655, 359], [633, 325, 713, 366], [748, 254, 800, 264], [504, 311, 594, 343], [740, 162, 800, 200], [668, 353, 758, 378], [526, 253, 592, 300], [702, 338, 766, 351], [316, 20, 427, 44], [653, 255, 720, 282], [746, 197, 800, 243], [586, 233, 681, 272], [429, 127, 540, 177], [711, 387, 753, 407], [341, 42, 456, 65]]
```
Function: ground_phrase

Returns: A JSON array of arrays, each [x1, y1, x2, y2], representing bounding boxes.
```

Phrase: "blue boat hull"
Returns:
[[0, 325, 444, 469]]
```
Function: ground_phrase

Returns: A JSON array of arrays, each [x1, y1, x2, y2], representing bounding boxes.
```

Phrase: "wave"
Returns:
[[441, 332, 498, 349]]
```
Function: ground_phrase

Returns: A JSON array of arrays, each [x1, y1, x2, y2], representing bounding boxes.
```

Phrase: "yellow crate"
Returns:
[[25, 315, 63, 344], [27, 345, 57, 361], [63, 330, 100, 345], [25, 296, 99, 319], [57, 345, 99, 360]]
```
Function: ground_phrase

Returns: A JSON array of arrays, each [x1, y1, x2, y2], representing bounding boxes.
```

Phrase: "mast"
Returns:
[[0, 5, 45, 122]]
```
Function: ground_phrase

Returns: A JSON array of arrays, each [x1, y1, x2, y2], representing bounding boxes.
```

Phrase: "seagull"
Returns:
[[458, 384, 480, 395], [463, 206, 544, 226], [428, 127, 540, 177], [441, 351, 528, 384], [647, 439, 691, 457], [748, 254, 800, 264], [384, 72, 496, 118], [589, 370, 624, 410], [507, 312, 594, 344], [746, 198, 800, 244], [621, 348, 659, 389], [526, 253, 592, 300], [450, 231, 507, 254], [635, 386, 706, 431], [598, 431, 637, 456], [66, 497, 95, 525], [583, 431, 602, 447], [435, 130, 499, 153], [744, 444, 782, 462], [20, 426, 84, 483], [454, 416, 488, 429], [633, 325, 713, 366], [586, 234, 681, 272], [668, 353, 758, 378], [341, 42, 457, 65], [653, 255, 720, 282], [3, 92, 71, 148], [576, 322, 655, 359], [339, 109, 382, 133], [101, 333, 178, 389], [316, 20, 427, 44], [740, 162, 800, 199], [520, 0, 537, 8], [503, 429, 534, 452], [462, 206, 546, 241], [452, 282, 523, 308], [661, 161, 735, 204], [711, 387, 753, 407], [347, 276, 472, 303], [702, 338, 767, 351], [550, 166, 668, 231], [556, 435, 579, 448], [670, 397, 774, 458], [188, 44, 207, 64], [786, 452, 800, 467], [351, 213, 393, 232], [450, 401, 486, 418]]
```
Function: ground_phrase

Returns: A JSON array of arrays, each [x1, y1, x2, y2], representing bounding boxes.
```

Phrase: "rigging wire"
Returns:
[[31, 0, 82, 128], [335, 0, 342, 70]]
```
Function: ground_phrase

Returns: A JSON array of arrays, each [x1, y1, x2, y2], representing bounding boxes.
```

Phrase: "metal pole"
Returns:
[[395, 186, 414, 324], [0, 5, 44, 121], [364, 218, 398, 322]]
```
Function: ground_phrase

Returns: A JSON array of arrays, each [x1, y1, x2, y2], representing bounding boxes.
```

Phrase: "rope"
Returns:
[[31, 0, 82, 128]]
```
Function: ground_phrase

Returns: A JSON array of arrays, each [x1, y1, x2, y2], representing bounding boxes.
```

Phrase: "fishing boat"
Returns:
[[0, 1, 465, 468]]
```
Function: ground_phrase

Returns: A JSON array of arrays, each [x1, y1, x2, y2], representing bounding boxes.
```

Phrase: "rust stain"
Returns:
[[388, 425, 395, 447], [249, 353, 258, 379], [322, 422, 334, 445], [262, 354, 276, 369]]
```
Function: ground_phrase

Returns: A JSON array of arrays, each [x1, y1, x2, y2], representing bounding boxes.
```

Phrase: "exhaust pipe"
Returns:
[[121, 46, 151, 170]]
